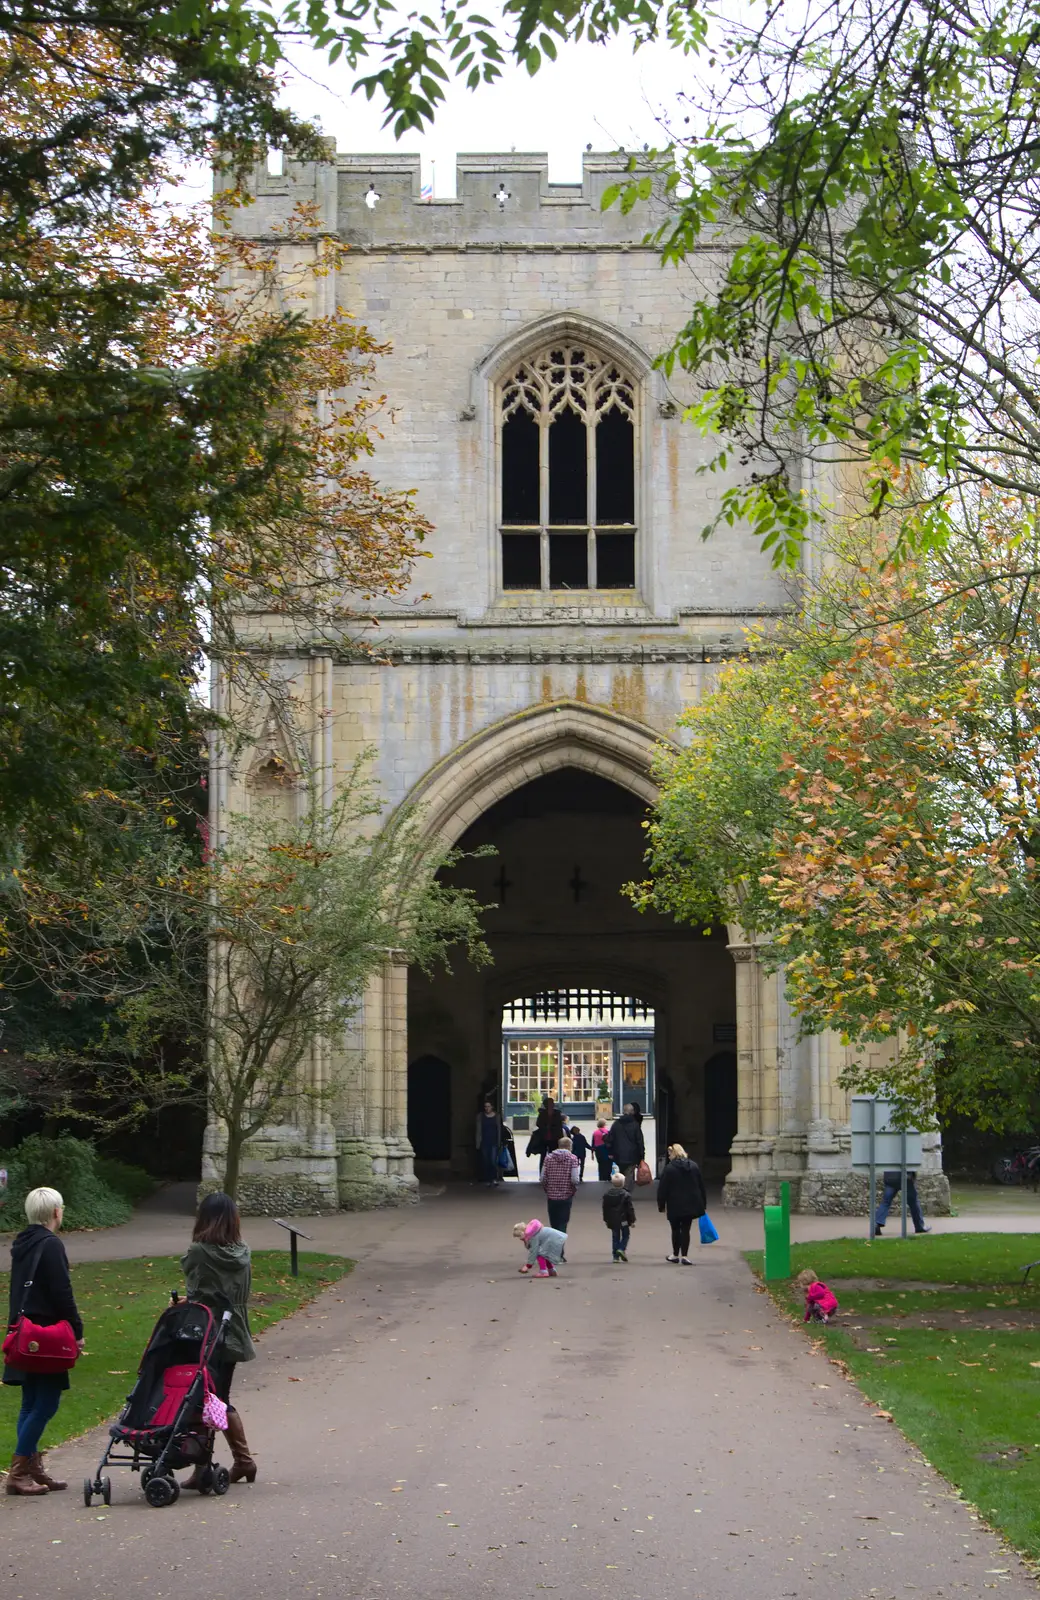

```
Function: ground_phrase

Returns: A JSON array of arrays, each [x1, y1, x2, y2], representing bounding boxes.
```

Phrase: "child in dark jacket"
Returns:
[[602, 1172, 636, 1261]]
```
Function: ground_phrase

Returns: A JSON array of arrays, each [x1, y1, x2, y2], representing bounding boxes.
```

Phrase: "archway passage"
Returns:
[[406, 766, 735, 1179], [407, 1055, 452, 1164]]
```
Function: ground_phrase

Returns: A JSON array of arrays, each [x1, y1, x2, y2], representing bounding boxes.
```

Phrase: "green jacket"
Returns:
[[181, 1241, 256, 1363]]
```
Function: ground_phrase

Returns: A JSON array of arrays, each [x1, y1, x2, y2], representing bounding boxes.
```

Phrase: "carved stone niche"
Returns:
[[248, 710, 301, 792]]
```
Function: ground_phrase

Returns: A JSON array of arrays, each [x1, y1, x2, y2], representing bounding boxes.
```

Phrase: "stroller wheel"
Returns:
[[210, 1465, 230, 1497], [197, 1465, 214, 1495], [83, 1478, 94, 1508], [141, 1465, 154, 1488], [101, 1476, 112, 1506], [144, 1475, 176, 1508]]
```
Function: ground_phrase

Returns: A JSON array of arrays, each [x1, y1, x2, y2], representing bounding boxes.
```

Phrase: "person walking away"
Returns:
[[476, 1099, 503, 1187], [591, 1120, 612, 1182], [569, 1123, 590, 1183], [607, 1104, 645, 1191], [657, 1143, 707, 1264], [4, 1186, 84, 1496], [874, 1170, 931, 1235], [181, 1192, 258, 1487], [513, 1219, 567, 1277], [602, 1171, 636, 1261], [536, 1098, 564, 1175], [541, 1137, 579, 1243]]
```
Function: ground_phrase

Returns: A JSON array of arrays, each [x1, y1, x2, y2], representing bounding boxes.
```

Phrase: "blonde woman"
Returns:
[[656, 1144, 707, 1265], [4, 1187, 84, 1496]]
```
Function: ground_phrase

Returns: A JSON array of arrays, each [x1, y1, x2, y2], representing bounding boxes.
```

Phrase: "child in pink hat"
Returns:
[[513, 1219, 566, 1276]]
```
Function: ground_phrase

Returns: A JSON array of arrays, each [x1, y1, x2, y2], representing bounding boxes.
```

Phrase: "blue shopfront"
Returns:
[[501, 989, 655, 1129]]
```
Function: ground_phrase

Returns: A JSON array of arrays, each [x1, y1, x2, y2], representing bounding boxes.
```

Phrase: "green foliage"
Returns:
[[630, 645, 825, 934], [0, 1251, 352, 1460], [93, 1159, 159, 1206], [635, 515, 1040, 1132], [2, 759, 491, 1199], [0, 22, 429, 863], [0, 1136, 132, 1231]]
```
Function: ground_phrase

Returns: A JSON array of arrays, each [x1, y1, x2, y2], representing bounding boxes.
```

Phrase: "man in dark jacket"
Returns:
[[535, 1098, 564, 1175], [657, 1144, 707, 1264], [607, 1104, 645, 1190], [4, 1186, 84, 1495], [568, 1124, 590, 1182]]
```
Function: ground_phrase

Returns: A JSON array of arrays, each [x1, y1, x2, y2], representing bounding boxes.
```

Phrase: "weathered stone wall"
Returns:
[[209, 144, 948, 1215]]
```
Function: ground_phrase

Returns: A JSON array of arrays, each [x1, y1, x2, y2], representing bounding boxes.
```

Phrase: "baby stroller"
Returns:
[[85, 1295, 232, 1508]]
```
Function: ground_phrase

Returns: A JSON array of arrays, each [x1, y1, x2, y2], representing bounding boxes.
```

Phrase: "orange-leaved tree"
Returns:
[[635, 509, 1040, 1130]]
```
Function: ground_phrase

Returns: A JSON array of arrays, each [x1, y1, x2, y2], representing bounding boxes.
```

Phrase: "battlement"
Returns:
[[251, 147, 659, 250]]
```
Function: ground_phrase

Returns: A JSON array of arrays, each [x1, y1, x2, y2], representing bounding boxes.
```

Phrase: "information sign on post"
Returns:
[[850, 1096, 922, 1241]]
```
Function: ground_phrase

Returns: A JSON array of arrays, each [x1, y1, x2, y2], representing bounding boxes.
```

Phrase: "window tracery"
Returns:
[[499, 344, 637, 592]]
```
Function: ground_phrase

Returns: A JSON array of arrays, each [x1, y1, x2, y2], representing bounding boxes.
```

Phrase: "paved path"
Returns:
[[14, 1174, 1040, 1270], [2, 1183, 1037, 1598]]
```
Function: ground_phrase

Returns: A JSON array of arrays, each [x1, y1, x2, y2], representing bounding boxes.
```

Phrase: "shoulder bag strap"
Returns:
[[17, 1238, 51, 1319]]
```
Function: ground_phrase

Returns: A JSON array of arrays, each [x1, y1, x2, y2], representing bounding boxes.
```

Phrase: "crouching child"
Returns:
[[513, 1219, 566, 1277], [796, 1267, 839, 1323]]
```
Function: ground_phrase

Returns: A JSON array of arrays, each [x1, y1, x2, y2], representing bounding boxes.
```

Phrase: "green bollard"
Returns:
[[764, 1185, 792, 1281]]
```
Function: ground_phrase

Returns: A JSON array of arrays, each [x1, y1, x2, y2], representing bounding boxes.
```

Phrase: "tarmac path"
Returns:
[[2, 1181, 1037, 1599]]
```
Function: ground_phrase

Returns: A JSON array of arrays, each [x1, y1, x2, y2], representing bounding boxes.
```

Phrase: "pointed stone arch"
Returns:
[[403, 699, 669, 851], [476, 311, 655, 392]]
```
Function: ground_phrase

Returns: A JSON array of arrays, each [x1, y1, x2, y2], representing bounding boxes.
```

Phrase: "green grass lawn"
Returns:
[[0, 1251, 352, 1462], [750, 1233, 1040, 1561]]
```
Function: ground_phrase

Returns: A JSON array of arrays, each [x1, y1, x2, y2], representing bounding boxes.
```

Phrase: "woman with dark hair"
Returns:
[[181, 1192, 257, 1486]]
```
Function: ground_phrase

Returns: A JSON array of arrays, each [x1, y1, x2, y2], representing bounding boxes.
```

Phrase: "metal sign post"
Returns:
[[869, 1098, 876, 1243], [851, 1096, 923, 1244], [274, 1218, 313, 1277]]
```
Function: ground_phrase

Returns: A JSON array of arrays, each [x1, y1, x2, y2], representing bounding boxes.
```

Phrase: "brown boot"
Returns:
[[5, 1456, 49, 1496], [179, 1464, 206, 1491], [29, 1454, 67, 1491], [225, 1410, 256, 1484]]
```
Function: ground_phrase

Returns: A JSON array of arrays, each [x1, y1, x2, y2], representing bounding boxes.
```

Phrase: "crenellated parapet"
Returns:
[[245, 146, 660, 250]]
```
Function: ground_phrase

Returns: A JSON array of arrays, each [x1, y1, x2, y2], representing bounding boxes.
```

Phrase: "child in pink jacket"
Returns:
[[796, 1267, 838, 1323]]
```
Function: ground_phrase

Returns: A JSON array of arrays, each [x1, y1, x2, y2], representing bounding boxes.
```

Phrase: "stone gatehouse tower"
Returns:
[[208, 143, 947, 1214]]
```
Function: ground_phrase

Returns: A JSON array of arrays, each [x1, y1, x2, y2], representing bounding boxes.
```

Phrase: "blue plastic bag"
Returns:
[[699, 1213, 719, 1244]]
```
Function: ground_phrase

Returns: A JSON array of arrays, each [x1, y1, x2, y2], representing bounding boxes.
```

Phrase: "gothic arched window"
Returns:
[[499, 344, 636, 592]]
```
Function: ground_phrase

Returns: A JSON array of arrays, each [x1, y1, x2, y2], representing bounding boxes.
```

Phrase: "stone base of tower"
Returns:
[[200, 1123, 421, 1214], [336, 1135, 420, 1210], [722, 1166, 952, 1216], [201, 1122, 342, 1216]]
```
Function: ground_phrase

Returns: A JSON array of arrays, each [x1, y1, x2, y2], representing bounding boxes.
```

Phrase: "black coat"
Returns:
[[4, 1225, 83, 1388], [569, 1128, 589, 1161], [602, 1187, 636, 1230], [537, 1105, 564, 1148], [7, 1225, 83, 1338], [607, 1113, 645, 1169], [657, 1157, 707, 1220]]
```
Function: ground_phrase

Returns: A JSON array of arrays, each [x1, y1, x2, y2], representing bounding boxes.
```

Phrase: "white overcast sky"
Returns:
[[275, 32, 695, 192]]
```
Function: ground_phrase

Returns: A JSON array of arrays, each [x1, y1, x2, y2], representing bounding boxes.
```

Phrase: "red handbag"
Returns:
[[2, 1240, 80, 1374]]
